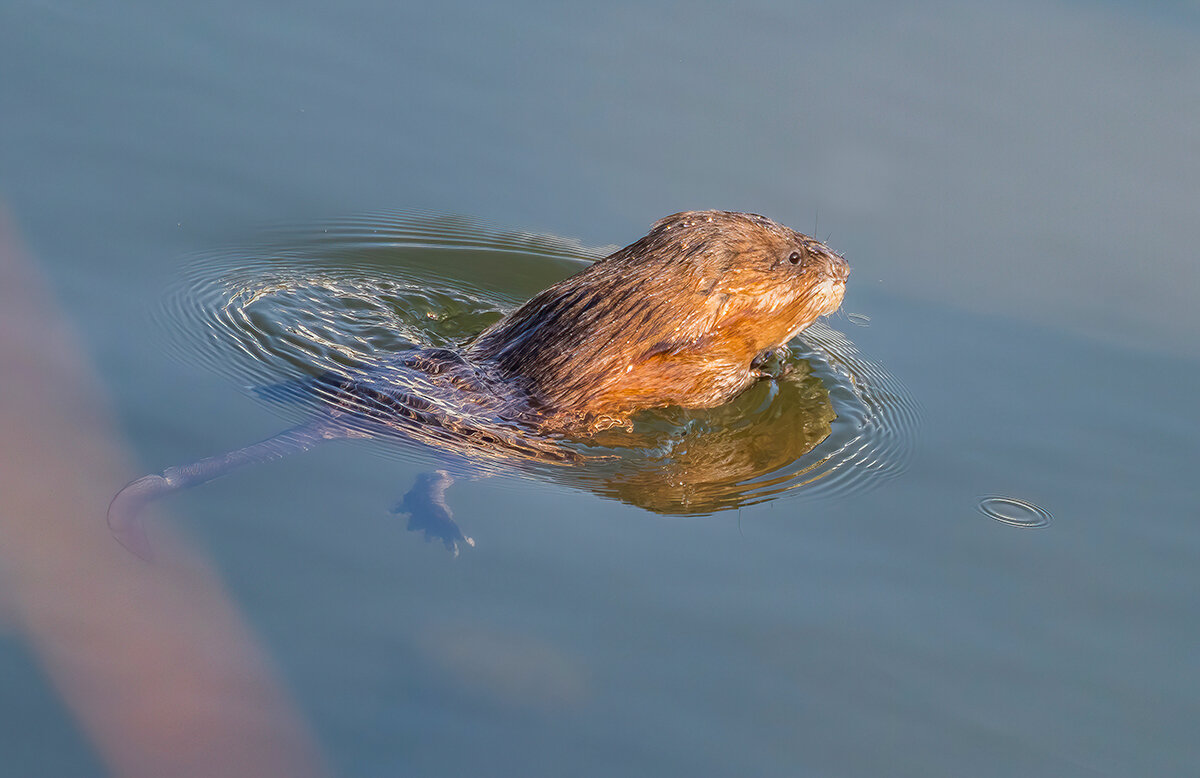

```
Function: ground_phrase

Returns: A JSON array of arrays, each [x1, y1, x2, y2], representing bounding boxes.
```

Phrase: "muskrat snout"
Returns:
[[831, 254, 850, 281], [807, 245, 849, 283]]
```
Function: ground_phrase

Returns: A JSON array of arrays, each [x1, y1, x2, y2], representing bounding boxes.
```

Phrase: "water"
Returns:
[[2, 1, 1198, 776]]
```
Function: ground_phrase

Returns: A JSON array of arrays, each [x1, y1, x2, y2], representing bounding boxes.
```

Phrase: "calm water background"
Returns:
[[2, 1, 1198, 775]]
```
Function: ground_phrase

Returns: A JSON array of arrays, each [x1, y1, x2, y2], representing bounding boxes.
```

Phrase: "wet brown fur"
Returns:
[[468, 211, 848, 433]]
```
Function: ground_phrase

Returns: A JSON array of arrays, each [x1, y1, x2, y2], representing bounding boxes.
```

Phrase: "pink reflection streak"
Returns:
[[0, 207, 330, 778]]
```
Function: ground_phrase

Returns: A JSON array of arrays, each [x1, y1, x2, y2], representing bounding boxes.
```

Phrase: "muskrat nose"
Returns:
[[830, 254, 849, 281], [810, 245, 849, 281]]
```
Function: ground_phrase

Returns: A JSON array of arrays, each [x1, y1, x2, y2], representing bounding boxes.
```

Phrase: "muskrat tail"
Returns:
[[108, 419, 344, 560]]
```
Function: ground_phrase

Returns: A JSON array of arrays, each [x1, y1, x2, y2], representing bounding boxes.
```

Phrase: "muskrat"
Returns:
[[109, 211, 849, 555], [469, 210, 849, 432]]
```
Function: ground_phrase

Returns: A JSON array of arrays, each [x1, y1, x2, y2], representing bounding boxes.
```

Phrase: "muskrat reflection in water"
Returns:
[[110, 211, 849, 556]]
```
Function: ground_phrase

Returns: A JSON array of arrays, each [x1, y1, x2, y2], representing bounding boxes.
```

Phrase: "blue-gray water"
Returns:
[[2, 1, 1198, 776]]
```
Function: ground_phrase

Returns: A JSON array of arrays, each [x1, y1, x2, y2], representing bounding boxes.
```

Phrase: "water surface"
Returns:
[[2, 1, 1198, 776]]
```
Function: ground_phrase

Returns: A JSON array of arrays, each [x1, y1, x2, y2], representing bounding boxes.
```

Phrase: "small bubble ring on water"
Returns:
[[978, 495, 1052, 528]]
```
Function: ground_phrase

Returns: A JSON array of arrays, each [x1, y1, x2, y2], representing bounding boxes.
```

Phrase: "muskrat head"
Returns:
[[468, 210, 849, 432]]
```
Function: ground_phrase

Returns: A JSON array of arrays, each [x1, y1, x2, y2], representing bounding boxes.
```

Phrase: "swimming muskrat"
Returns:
[[110, 211, 849, 555]]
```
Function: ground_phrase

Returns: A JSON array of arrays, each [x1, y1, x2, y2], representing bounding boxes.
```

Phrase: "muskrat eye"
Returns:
[[787, 251, 802, 265]]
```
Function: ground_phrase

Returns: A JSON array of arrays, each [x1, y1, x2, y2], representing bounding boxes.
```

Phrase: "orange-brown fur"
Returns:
[[468, 211, 848, 432]]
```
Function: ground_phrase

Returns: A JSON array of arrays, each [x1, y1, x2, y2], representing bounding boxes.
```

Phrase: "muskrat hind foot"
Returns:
[[393, 470, 475, 556]]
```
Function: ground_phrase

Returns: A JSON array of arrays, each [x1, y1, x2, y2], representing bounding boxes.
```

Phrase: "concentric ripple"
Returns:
[[156, 212, 919, 514]]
